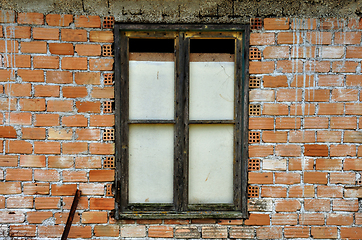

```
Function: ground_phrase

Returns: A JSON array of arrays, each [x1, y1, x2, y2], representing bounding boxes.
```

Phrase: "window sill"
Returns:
[[117, 211, 248, 219]]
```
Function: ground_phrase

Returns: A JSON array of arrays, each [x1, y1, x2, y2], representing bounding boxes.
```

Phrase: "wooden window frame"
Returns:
[[114, 24, 250, 219]]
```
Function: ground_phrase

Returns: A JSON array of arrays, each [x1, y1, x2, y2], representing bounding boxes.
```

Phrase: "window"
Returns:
[[114, 24, 250, 219]]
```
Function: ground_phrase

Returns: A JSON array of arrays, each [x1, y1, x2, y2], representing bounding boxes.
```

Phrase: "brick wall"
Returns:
[[0, 10, 361, 239]]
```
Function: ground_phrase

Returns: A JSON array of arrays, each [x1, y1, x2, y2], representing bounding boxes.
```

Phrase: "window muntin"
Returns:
[[114, 25, 249, 219]]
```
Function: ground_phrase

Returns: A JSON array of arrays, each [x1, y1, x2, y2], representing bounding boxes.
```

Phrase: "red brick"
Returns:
[[48, 128, 72, 140], [47, 100, 73, 112], [275, 172, 300, 184], [33, 27, 59, 40], [89, 170, 115, 182], [5, 140, 32, 153], [333, 199, 359, 211], [320, 18, 344, 29], [63, 196, 88, 209], [82, 211, 107, 223], [331, 117, 357, 129], [316, 158, 342, 170], [90, 198, 114, 210], [264, 18, 289, 30], [335, 32, 361, 44], [34, 56, 59, 69], [0, 69, 13, 82], [304, 117, 329, 129], [6, 26, 30, 38], [68, 226, 92, 238], [9, 225, 36, 237], [284, 227, 310, 238], [76, 101, 101, 113], [346, 46, 362, 58], [75, 15, 101, 28], [6, 168, 32, 181], [149, 226, 174, 238], [318, 75, 344, 87], [256, 227, 282, 239], [330, 172, 356, 184], [344, 158, 362, 170], [277, 32, 303, 44], [62, 115, 87, 127], [304, 199, 331, 212], [62, 142, 88, 154], [20, 155, 46, 168], [38, 226, 63, 238], [51, 184, 77, 196], [272, 213, 298, 225], [276, 60, 303, 73], [35, 197, 60, 209], [5, 112, 31, 125], [61, 29, 87, 42], [35, 114, 59, 126], [0, 40, 18, 53], [18, 69, 44, 82], [289, 130, 315, 143], [46, 14, 73, 26], [90, 115, 114, 127], [89, 30, 113, 42], [249, 118, 274, 129], [250, 32, 275, 45], [63, 86, 88, 98], [300, 213, 325, 225], [249, 89, 274, 101], [76, 129, 100, 140], [275, 145, 301, 157], [346, 75, 362, 86], [63, 171, 87, 182], [94, 225, 120, 237], [291, 18, 317, 29], [317, 131, 341, 142], [263, 46, 288, 59], [89, 143, 115, 155], [304, 144, 328, 156], [275, 199, 301, 212], [277, 89, 302, 101], [304, 171, 327, 184], [317, 185, 343, 198], [318, 103, 344, 115], [306, 61, 330, 72], [7, 196, 33, 209], [262, 131, 287, 143], [263, 75, 288, 88], [311, 227, 338, 239], [75, 72, 101, 85], [249, 145, 273, 157], [18, 12, 44, 25], [345, 131, 362, 143], [289, 185, 314, 198], [34, 169, 59, 181], [89, 58, 114, 70], [46, 71, 72, 84], [305, 89, 330, 102], [0, 126, 16, 138], [248, 172, 273, 184], [62, 57, 87, 70], [249, 61, 274, 74], [320, 46, 343, 58], [290, 104, 316, 115], [23, 183, 49, 195], [3, 55, 30, 68], [49, 43, 74, 55], [34, 142, 61, 154], [332, 61, 358, 73], [291, 46, 316, 58], [330, 144, 355, 157], [48, 156, 74, 168], [244, 213, 270, 226], [5, 83, 31, 97], [27, 211, 53, 223], [75, 156, 102, 168], [34, 85, 60, 97], [341, 227, 362, 239], [54, 212, 80, 224], [332, 89, 358, 101], [262, 103, 288, 115], [75, 44, 101, 56], [261, 186, 287, 198], [0, 155, 17, 167], [0, 182, 21, 194], [289, 158, 313, 171], [290, 75, 315, 87]]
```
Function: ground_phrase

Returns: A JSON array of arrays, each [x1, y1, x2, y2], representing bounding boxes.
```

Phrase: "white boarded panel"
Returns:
[[189, 124, 234, 204], [129, 124, 174, 203], [189, 61, 234, 120], [129, 61, 174, 120]]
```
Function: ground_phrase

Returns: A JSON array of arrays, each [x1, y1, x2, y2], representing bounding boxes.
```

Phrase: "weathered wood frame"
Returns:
[[114, 24, 250, 219]]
